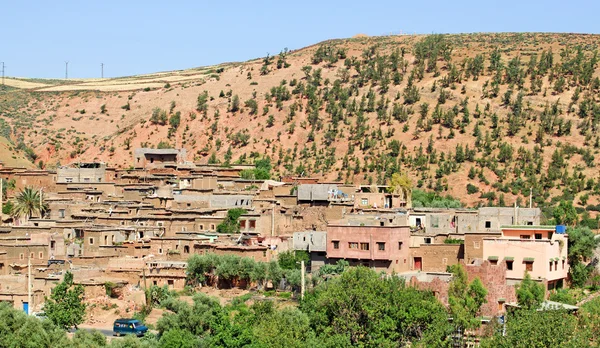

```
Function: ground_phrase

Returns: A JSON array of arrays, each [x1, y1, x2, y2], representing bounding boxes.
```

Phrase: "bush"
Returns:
[[466, 183, 479, 194]]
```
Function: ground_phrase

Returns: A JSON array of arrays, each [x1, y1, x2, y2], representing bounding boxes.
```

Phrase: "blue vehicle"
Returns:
[[113, 318, 148, 337]]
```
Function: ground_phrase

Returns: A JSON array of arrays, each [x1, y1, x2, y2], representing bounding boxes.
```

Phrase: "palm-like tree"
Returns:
[[11, 187, 47, 220]]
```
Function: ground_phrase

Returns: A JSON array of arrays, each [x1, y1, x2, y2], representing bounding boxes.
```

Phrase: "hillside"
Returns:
[[0, 135, 34, 168], [1, 33, 600, 210]]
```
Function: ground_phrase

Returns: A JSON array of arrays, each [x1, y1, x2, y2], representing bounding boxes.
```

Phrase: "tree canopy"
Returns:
[[43, 271, 86, 330]]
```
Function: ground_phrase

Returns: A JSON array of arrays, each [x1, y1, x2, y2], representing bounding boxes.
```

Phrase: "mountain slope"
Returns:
[[1, 33, 600, 209]]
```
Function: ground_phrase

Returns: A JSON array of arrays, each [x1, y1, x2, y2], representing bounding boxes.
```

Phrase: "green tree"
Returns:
[[216, 208, 247, 234], [159, 328, 199, 348], [516, 272, 544, 310], [10, 187, 47, 220], [448, 264, 488, 331], [553, 200, 577, 226], [43, 271, 86, 330], [168, 111, 181, 129], [231, 95, 240, 113], [567, 226, 600, 287]]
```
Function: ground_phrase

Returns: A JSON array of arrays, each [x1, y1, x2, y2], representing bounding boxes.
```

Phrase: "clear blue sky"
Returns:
[[2, 0, 599, 78]]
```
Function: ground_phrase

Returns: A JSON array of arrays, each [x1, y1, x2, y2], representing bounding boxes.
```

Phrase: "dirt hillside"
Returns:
[[1, 33, 600, 208]]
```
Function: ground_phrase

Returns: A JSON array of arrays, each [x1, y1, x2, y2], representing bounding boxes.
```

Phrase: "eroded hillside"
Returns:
[[1, 33, 600, 209]]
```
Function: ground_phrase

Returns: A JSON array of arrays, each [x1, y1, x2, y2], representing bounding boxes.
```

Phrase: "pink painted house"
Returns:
[[483, 225, 568, 290], [326, 224, 411, 273]]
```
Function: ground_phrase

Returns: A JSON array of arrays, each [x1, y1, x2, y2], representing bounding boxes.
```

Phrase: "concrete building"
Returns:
[[482, 225, 568, 290], [57, 163, 106, 184], [327, 221, 411, 273], [292, 231, 327, 272]]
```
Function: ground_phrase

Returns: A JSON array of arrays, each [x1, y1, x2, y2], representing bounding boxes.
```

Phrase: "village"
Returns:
[[0, 147, 572, 325]]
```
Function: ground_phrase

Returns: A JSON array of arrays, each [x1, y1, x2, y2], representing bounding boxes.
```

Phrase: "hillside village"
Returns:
[[1, 31, 600, 346], [0, 148, 574, 322]]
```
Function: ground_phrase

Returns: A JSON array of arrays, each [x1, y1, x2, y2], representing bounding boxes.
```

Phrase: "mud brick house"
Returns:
[[145, 261, 187, 290], [134, 148, 187, 169], [353, 185, 407, 209]]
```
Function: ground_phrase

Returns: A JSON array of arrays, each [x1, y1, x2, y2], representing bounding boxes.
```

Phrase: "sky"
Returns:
[[2, 0, 599, 78]]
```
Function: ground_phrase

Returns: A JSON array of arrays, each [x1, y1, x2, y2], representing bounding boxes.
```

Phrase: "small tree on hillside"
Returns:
[[43, 271, 86, 330], [216, 208, 247, 234]]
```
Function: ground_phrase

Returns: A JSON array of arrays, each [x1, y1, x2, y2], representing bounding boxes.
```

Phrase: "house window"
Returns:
[[535, 234, 542, 240], [349, 242, 358, 249], [361, 198, 368, 206], [549, 262, 553, 272], [20, 253, 24, 260], [442, 258, 448, 265], [159, 248, 163, 254], [59, 209, 66, 218], [39, 252, 43, 259], [473, 241, 480, 249], [332, 241, 339, 249], [547, 232, 553, 239], [153, 280, 158, 285], [430, 216, 439, 228], [525, 261, 533, 272], [520, 235, 530, 239], [424, 237, 431, 244], [30, 252, 34, 259], [50, 241, 56, 249], [84, 178, 90, 182], [360, 243, 369, 251], [398, 241, 403, 250], [498, 302, 503, 311], [562, 260, 565, 269], [184, 246, 190, 254], [377, 242, 385, 251], [66, 177, 73, 183], [89, 237, 94, 245], [210, 224, 215, 230], [485, 221, 491, 228], [490, 259, 498, 266], [415, 218, 422, 227], [249, 220, 256, 229], [240, 220, 247, 229], [554, 261, 558, 271], [167, 279, 174, 287], [182, 226, 187, 232], [527, 221, 533, 225]]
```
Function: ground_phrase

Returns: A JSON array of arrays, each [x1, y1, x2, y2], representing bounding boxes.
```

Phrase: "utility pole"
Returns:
[[529, 188, 533, 208], [28, 254, 32, 315], [300, 260, 305, 300], [101, 63, 104, 78], [39, 188, 43, 218], [65, 61, 69, 79], [0, 178, 3, 217], [1, 62, 5, 88], [142, 267, 147, 291]]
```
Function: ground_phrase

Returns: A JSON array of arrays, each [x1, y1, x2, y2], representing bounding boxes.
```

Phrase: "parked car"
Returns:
[[113, 318, 148, 337]]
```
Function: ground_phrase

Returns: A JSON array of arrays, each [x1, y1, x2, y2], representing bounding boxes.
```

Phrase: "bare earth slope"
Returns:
[[1, 33, 600, 207]]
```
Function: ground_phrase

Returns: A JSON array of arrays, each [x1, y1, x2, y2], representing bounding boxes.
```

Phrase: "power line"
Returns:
[[101, 63, 104, 78], [1, 62, 5, 88], [65, 61, 69, 80]]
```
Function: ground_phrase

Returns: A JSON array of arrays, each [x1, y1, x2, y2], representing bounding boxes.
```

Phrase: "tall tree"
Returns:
[[448, 264, 488, 331], [43, 271, 86, 330]]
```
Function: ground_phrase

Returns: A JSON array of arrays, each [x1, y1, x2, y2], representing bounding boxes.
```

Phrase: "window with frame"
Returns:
[[485, 221, 491, 228], [249, 220, 256, 229], [39, 252, 43, 259], [525, 261, 533, 272], [562, 260, 565, 269], [360, 242, 369, 251], [19, 253, 24, 260], [520, 235, 530, 239], [473, 241, 480, 249], [506, 260, 513, 270], [424, 237, 432, 244], [535, 234, 542, 240], [549, 262, 553, 272], [398, 241, 403, 250], [554, 261, 558, 271], [240, 220, 247, 229], [59, 209, 65, 218], [430, 216, 439, 228], [377, 242, 385, 251], [332, 241, 340, 249], [349, 242, 358, 249], [361, 198, 368, 206], [89, 237, 95, 245]]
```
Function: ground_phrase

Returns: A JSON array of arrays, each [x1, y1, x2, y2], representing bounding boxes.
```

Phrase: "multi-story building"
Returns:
[[482, 225, 569, 290]]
